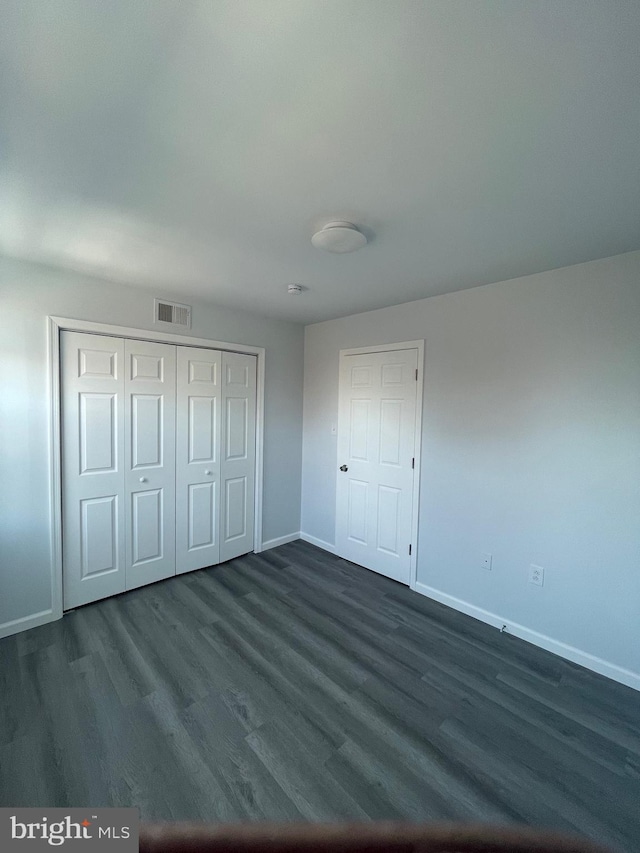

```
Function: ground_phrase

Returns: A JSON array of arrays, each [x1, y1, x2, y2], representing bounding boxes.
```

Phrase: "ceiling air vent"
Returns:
[[154, 298, 191, 328]]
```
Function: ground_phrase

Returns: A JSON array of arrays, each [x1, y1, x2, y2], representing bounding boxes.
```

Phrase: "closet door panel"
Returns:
[[188, 482, 216, 549], [124, 339, 176, 589], [176, 347, 222, 573], [220, 352, 256, 562], [61, 332, 126, 609]]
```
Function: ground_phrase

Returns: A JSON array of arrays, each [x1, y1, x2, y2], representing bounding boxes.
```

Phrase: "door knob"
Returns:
[[205, 470, 212, 476], [139, 477, 147, 483], [339, 464, 348, 472]]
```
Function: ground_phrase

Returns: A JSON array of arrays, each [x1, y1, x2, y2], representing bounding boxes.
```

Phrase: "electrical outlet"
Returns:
[[529, 564, 544, 586], [481, 553, 492, 571]]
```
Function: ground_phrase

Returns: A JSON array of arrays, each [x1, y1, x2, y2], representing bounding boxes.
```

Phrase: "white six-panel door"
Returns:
[[62, 333, 127, 608], [61, 332, 257, 609], [220, 352, 257, 562], [175, 346, 222, 574], [124, 339, 177, 590], [335, 348, 418, 584]]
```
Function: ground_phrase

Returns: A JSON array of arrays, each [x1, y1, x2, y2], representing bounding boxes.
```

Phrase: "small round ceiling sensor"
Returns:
[[287, 284, 304, 295], [311, 221, 367, 253]]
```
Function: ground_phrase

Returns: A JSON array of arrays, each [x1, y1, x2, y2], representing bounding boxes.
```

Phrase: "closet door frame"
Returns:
[[48, 315, 265, 621]]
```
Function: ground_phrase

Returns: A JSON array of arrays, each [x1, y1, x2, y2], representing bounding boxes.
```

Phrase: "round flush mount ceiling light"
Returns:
[[311, 221, 367, 253]]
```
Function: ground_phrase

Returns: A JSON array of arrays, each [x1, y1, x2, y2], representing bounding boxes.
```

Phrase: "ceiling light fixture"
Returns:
[[311, 221, 367, 254]]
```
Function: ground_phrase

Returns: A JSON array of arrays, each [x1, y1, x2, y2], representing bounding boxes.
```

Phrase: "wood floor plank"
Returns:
[[180, 698, 303, 821], [245, 718, 369, 822], [437, 715, 630, 850], [1, 541, 639, 851]]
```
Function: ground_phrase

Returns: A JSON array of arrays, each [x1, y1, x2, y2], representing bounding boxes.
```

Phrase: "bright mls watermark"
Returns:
[[1, 809, 138, 851]]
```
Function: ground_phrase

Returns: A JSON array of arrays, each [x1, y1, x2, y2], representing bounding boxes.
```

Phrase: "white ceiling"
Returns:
[[1, 1, 639, 324]]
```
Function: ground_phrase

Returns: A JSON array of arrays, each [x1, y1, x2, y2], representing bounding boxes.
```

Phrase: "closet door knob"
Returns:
[[139, 477, 147, 483], [205, 470, 212, 475]]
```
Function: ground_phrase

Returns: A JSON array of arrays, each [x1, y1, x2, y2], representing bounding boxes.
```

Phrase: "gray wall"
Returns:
[[302, 251, 640, 684], [0, 256, 304, 630]]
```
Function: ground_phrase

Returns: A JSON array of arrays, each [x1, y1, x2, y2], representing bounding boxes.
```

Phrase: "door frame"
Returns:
[[47, 315, 266, 621], [336, 340, 424, 589]]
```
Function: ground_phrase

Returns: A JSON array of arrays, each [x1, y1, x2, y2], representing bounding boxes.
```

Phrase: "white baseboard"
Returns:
[[299, 532, 337, 554], [414, 582, 640, 693], [0, 609, 56, 640], [260, 532, 301, 552]]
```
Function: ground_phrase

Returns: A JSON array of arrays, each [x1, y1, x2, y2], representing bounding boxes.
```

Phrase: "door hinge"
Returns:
[[415, 368, 418, 380], [409, 544, 412, 556], [411, 457, 415, 469]]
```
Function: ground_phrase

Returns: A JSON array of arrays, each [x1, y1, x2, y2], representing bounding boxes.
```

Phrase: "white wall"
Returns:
[[302, 251, 640, 689], [0, 257, 304, 633]]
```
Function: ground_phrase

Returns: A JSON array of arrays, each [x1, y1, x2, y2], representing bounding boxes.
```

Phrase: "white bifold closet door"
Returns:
[[61, 332, 127, 607], [124, 338, 176, 591], [220, 351, 257, 562], [174, 348, 257, 571], [175, 347, 222, 574], [61, 331, 256, 610]]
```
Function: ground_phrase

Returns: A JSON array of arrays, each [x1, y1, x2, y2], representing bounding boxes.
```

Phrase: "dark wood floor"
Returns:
[[1, 541, 639, 850]]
